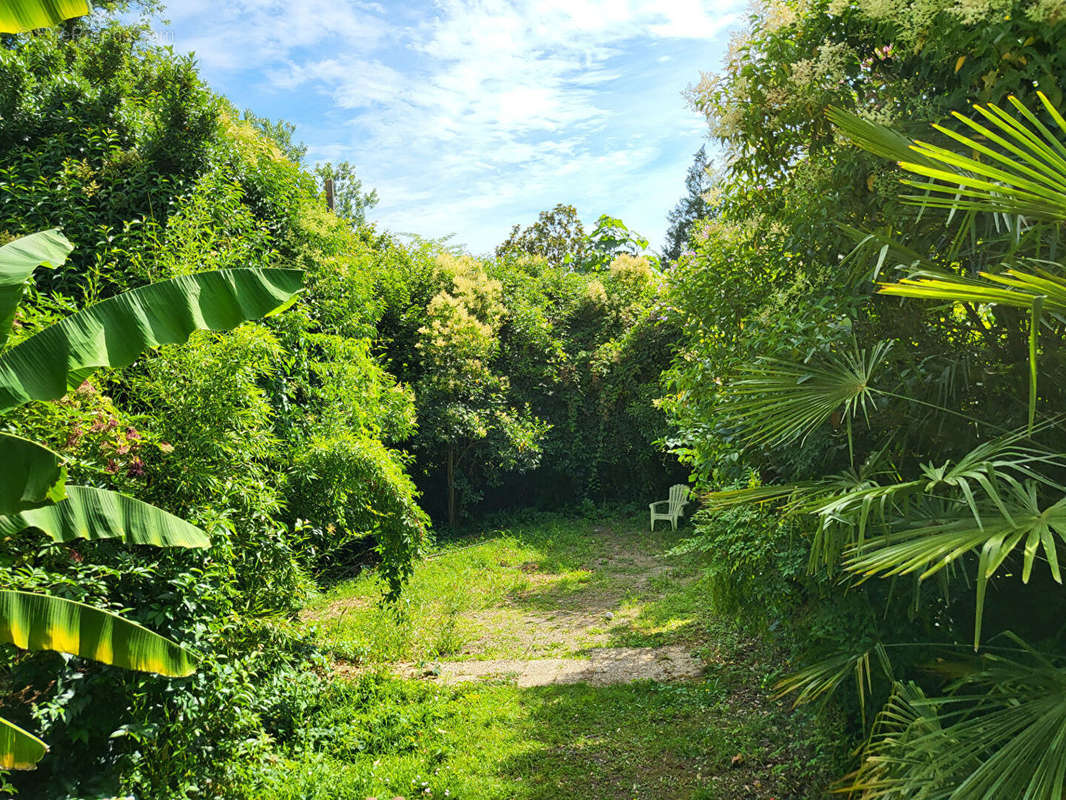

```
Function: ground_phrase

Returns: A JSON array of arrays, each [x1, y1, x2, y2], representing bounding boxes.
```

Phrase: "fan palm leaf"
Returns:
[[775, 643, 893, 726], [898, 93, 1066, 221], [814, 427, 1065, 539], [844, 681, 954, 799], [846, 481, 1066, 648], [849, 650, 1066, 799], [723, 340, 891, 457]]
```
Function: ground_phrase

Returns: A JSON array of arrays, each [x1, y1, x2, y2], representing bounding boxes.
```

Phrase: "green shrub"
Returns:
[[676, 504, 808, 627]]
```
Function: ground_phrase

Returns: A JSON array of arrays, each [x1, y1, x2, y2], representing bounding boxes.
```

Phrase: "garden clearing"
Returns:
[[273, 515, 839, 799]]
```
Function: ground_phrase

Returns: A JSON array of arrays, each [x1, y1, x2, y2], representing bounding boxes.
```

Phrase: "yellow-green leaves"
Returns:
[[0, 486, 210, 548], [0, 717, 47, 771], [0, 0, 88, 33], [0, 267, 303, 412], [0, 590, 197, 676]]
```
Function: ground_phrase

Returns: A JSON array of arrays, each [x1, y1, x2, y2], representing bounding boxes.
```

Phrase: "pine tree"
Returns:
[[661, 145, 714, 265]]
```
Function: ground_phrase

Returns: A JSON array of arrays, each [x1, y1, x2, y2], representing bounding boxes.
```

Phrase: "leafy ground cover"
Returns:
[[254, 514, 844, 799]]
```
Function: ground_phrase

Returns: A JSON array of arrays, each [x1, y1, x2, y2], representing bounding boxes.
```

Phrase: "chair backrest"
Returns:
[[668, 484, 690, 513]]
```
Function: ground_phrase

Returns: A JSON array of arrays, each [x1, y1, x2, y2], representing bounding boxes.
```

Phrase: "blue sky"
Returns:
[[158, 1, 744, 255]]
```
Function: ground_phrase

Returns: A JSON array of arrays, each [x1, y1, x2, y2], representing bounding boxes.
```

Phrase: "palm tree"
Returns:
[[713, 95, 1066, 797]]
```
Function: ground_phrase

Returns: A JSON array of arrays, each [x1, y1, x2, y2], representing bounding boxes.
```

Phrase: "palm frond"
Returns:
[[723, 340, 891, 456], [703, 482, 818, 511], [842, 681, 953, 799], [827, 108, 939, 168], [775, 643, 893, 727], [816, 427, 1065, 537], [849, 650, 1066, 799], [897, 93, 1066, 222], [845, 481, 1066, 648]]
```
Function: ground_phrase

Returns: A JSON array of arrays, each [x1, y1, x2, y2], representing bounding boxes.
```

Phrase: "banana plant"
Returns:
[[0, 229, 302, 769], [0, 0, 89, 33]]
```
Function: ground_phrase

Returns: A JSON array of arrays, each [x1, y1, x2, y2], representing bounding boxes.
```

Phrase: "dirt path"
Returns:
[[352, 525, 709, 687], [395, 645, 704, 687], [302, 517, 839, 799]]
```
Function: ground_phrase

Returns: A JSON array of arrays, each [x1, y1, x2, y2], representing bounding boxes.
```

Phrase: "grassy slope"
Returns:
[[251, 514, 843, 800]]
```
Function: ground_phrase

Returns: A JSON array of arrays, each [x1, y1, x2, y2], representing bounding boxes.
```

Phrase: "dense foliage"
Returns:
[[23, 0, 1066, 794], [665, 0, 1066, 795], [0, 8, 680, 796]]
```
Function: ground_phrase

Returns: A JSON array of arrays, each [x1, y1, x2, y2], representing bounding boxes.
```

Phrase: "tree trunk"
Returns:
[[447, 443, 456, 529]]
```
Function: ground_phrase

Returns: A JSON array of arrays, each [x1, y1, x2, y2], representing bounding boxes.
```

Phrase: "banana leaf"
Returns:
[[0, 590, 197, 676], [0, 0, 88, 33], [0, 229, 73, 348], [0, 716, 47, 771], [0, 267, 303, 412], [0, 433, 66, 516], [0, 486, 209, 548]]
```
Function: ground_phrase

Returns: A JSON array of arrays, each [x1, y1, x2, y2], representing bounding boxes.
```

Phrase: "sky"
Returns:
[[158, 1, 745, 255]]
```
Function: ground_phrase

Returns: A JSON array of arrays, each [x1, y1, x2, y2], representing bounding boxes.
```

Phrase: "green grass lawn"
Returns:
[[255, 514, 844, 799], [299, 514, 711, 664]]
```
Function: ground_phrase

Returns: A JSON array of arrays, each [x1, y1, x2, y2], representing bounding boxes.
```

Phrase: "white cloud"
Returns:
[[165, 0, 742, 251], [268, 58, 406, 108], [166, 0, 390, 71]]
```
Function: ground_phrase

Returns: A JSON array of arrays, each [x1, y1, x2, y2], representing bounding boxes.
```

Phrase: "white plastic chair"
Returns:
[[650, 484, 691, 531]]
